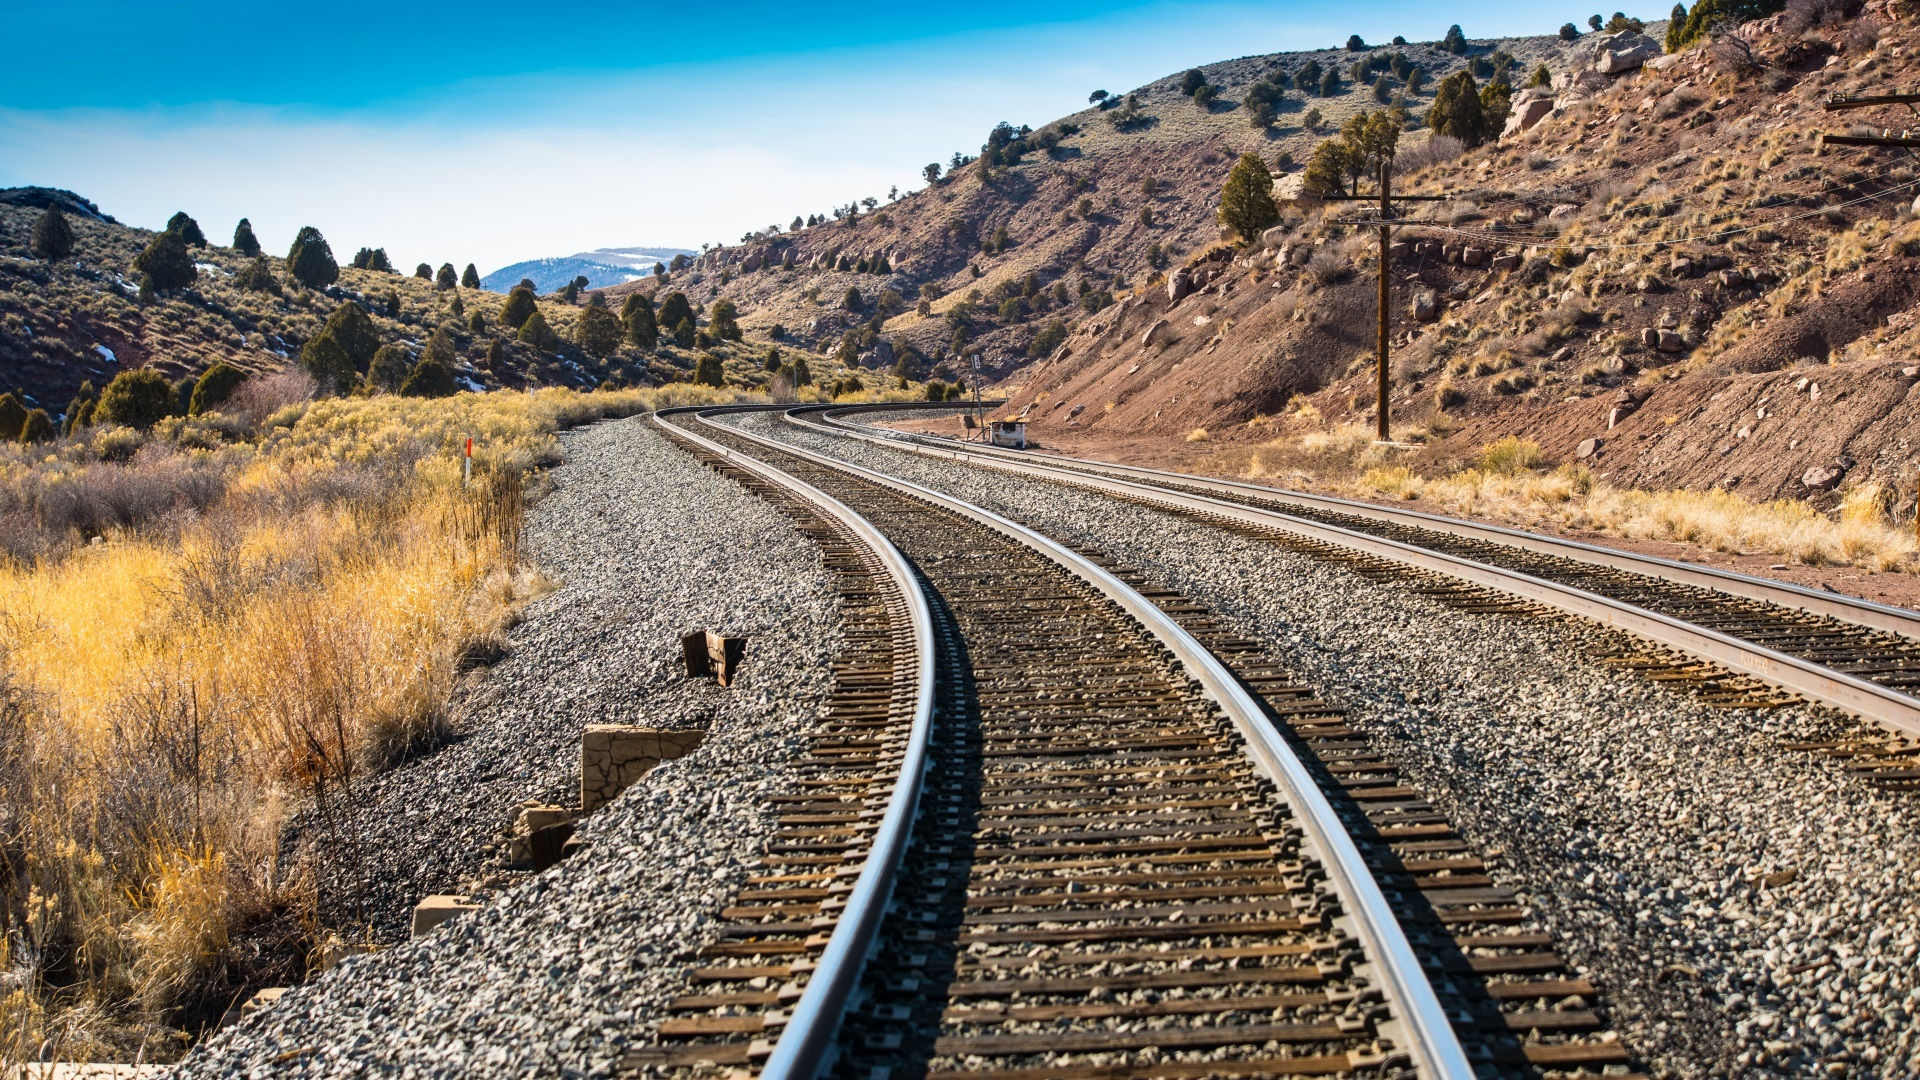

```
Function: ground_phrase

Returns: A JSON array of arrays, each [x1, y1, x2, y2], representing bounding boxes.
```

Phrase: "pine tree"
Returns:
[[299, 334, 355, 395], [133, 230, 198, 291], [30, 207, 74, 261], [322, 300, 380, 369], [233, 217, 262, 256], [708, 298, 743, 341], [621, 293, 658, 348], [351, 247, 376, 269], [367, 345, 410, 393], [286, 227, 339, 288], [575, 305, 622, 357], [19, 409, 52, 443], [461, 263, 480, 289], [657, 292, 695, 338], [1442, 24, 1468, 53], [499, 286, 538, 330], [423, 329, 459, 367], [400, 357, 458, 398], [1430, 71, 1493, 147], [93, 370, 174, 429], [0, 395, 26, 442], [189, 362, 248, 415], [436, 263, 457, 290], [1217, 153, 1279, 242], [368, 248, 394, 273], [1667, 4, 1689, 50], [165, 212, 207, 246], [694, 352, 725, 387], [517, 309, 558, 349]]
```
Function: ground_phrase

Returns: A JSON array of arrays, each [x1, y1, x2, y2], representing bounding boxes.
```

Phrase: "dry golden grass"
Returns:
[[0, 383, 731, 1064]]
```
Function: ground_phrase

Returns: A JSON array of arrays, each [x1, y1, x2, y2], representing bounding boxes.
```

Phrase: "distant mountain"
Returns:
[[481, 247, 695, 294]]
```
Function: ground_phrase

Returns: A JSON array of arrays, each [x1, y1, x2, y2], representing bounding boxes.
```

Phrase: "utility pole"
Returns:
[[1323, 161, 1449, 443], [1819, 92, 1920, 147]]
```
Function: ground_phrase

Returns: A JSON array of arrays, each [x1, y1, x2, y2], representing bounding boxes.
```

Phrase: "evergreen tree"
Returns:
[[423, 329, 459, 368], [621, 293, 658, 348], [1319, 69, 1340, 96], [1528, 63, 1552, 88], [299, 334, 355, 395], [1346, 34, 1367, 51], [843, 286, 864, 311], [469, 310, 486, 335], [286, 227, 339, 289], [672, 318, 695, 349], [29, 207, 74, 261], [134, 230, 198, 291], [575, 305, 622, 357], [351, 247, 376, 269], [1442, 24, 1468, 53], [517, 309, 558, 349], [1181, 69, 1207, 95], [0, 395, 26, 442], [657, 292, 695, 338], [1217, 153, 1279, 242], [708, 298, 743, 341], [788, 355, 812, 387], [560, 279, 580, 304], [1429, 70, 1492, 146], [462, 263, 480, 289], [764, 348, 783, 372], [436, 263, 457, 290], [482, 338, 505, 369], [232, 217, 262, 256], [19, 409, 52, 443], [414, 263, 433, 279], [382, 290, 401, 316], [189, 362, 248, 415], [165, 211, 207, 246], [93, 370, 174, 429], [694, 352, 725, 387], [450, 293, 465, 318], [400, 357, 458, 398], [322, 300, 380, 369], [499, 286, 538, 329], [367, 345, 409, 393], [367, 248, 394, 273], [62, 381, 97, 436], [1561, 22, 1581, 39], [172, 377, 195, 417]]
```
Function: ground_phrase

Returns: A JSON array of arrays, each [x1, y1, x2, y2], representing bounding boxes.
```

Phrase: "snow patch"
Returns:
[[94, 344, 117, 363]]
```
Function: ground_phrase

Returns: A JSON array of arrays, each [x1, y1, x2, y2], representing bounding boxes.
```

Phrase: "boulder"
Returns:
[[1289, 246, 1313, 267], [1504, 95, 1556, 137], [1491, 253, 1522, 273], [1641, 327, 1660, 347], [1802, 463, 1848, 490], [1273, 173, 1311, 203], [1594, 32, 1662, 74], [1411, 293, 1439, 321], [1552, 69, 1610, 95], [1142, 318, 1170, 345], [1261, 224, 1289, 248], [1575, 437, 1604, 459], [1548, 203, 1581, 220], [1657, 329, 1686, 352], [1168, 270, 1193, 303], [1462, 246, 1487, 266]]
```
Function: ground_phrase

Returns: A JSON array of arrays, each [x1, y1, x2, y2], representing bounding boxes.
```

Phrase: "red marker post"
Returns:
[[464, 436, 473, 486]]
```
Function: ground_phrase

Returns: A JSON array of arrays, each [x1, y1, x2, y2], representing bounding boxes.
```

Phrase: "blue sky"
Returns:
[[0, 1, 1595, 273]]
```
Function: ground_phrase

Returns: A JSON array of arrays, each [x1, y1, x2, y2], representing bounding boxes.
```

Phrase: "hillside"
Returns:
[[599, 27, 1576, 381], [977, 3, 1920, 516], [480, 247, 693, 294]]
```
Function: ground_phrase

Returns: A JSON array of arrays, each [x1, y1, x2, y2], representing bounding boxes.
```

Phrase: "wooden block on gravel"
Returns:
[[581, 726, 706, 812], [410, 894, 480, 938]]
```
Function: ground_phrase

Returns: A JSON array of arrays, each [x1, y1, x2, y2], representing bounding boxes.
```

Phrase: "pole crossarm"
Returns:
[[1821, 133, 1920, 147], [1825, 93, 1920, 111]]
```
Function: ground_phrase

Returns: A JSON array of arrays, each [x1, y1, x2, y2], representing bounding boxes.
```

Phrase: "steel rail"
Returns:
[[650, 407, 937, 1080], [820, 402, 1920, 643], [793, 404, 1920, 739], [690, 405, 1477, 1080]]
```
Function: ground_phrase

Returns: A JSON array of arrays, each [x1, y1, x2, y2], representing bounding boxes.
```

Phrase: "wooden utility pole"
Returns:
[[1820, 93, 1920, 147], [1324, 163, 1449, 442]]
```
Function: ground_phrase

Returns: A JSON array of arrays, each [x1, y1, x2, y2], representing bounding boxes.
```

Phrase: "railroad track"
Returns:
[[624, 406, 1639, 1079], [793, 402, 1920, 784]]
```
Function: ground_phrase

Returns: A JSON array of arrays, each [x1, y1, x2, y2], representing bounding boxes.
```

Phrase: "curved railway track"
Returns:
[[624, 406, 1643, 1080], [795, 403, 1920, 779]]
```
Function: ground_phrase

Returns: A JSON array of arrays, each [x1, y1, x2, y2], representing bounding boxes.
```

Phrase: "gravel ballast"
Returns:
[[738, 411, 1920, 1079], [177, 416, 841, 1077]]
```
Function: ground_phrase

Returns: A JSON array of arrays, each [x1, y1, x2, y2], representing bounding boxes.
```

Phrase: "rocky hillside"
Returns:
[[599, 26, 1577, 382], [998, 0, 1920, 510]]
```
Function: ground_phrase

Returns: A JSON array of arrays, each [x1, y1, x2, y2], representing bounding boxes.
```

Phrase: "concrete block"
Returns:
[[412, 894, 480, 938], [581, 726, 707, 813]]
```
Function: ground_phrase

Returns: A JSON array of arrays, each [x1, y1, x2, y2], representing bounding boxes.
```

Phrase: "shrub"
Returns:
[[1346, 34, 1367, 50], [575, 305, 622, 357], [232, 217, 261, 256], [672, 318, 695, 348], [499, 287, 537, 330], [322, 301, 380, 369], [414, 263, 432, 279], [165, 211, 207, 246], [188, 363, 248, 415], [172, 376, 195, 416], [236, 257, 278, 292], [366, 345, 410, 393], [709, 298, 743, 341], [1560, 21, 1580, 39], [843, 286, 864, 311], [1442, 23, 1468, 52], [925, 380, 948, 400], [19, 408, 53, 443], [620, 293, 658, 348], [658, 292, 695, 337], [94, 370, 175, 429], [399, 357, 458, 397], [516, 310, 558, 350], [134, 230, 197, 292], [693, 352, 725, 387], [286, 226, 339, 289], [0, 395, 27, 441], [1304, 107, 1323, 131], [1478, 436, 1544, 474], [436, 263, 457, 290], [1218, 153, 1279, 241], [300, 334, 355, 396], [1029, 320, 1069, 357]]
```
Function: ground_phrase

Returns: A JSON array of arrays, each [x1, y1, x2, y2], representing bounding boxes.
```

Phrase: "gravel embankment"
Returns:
[[176, 416, 840, 1077], [740, 411, 1920, 1079]]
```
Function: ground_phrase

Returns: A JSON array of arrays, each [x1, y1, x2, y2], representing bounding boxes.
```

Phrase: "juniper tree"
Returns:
[[1561, 22, 1581, 39], [436, 263, 457, 290], [575, 305, 622, 358], [657, 292, 695, 337], [172, 377, 195, 417], [483, 338, 505, 370], [322, 301, 380, 369], [450, 293, 465, 318], [1442, 24, 1468, 52], [708, 298, 742, 341], [367, 248, 394, 273], [165, 212, 207, 246], [461, 263, 480, 289], [1319, 69, 1340, 96], [0, 396, 27, 443], [414, 263, 432, 279], [1429, 70, 1492, 147], [423, 329, 458, 367], [469, 310, 486, 335], [29, 207, 74, 261], [1346, 34, 1367, 51], [232, 217, 262, 256], [693, 352, 725, 387], [62, 381, 97, 436], [620, 293, 658, 348], [517, 310, 558, 349], [19, 409, 52, 443], [189, 362, 247, 414], [134, 230, 198, 291], [400, 357, 457, 398], [94, 370, 174, 429], [351, 247, 377, 269], [1217, 153, 1279, 241], [300, 334, 355, 395], [672, 318, 695, 349], [764, 348, 783, 372], [286, 227, 339, 288], [366, 345, 409, 393], [499, 286, 537, 330]]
